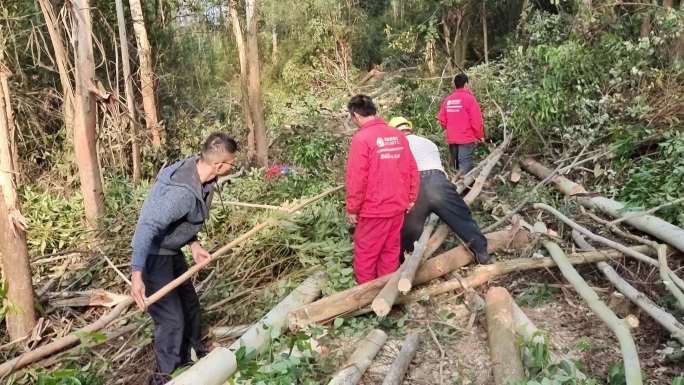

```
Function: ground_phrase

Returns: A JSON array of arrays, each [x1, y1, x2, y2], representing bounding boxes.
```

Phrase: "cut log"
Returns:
[[167, 272, 327, 385], [328, 329, 387, 385], [381, 332, 420, 385], [371, 271, 401, 318], [534, 202, 684, 295], [571, 231, 684, 345], [522, 157, 684, 254], [486, 287, 524, 385], [398, 215, 439, 293], [44, 289, 130, 308], [543, 241, 642, 385], [425, 135, 511, 258], [209, 324, 251, 340], [288, 228, 530, 330], [608, 292, 634, 317]]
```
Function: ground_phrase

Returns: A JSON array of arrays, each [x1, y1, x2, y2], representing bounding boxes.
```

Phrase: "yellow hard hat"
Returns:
[[388, 116, 413, 131]]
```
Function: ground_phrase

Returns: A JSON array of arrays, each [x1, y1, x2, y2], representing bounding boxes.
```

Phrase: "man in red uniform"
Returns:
[[346, 95, 419, 284], [437, 73, 484, 177]]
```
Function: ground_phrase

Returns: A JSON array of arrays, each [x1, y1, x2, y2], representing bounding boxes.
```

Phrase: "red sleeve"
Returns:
[[469, 96, 484, 139], [437, 98, 447, 129], [403, 137, 419, 204], [345, 135, 369, 214]]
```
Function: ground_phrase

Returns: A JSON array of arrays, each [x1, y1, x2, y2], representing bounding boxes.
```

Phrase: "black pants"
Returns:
[[144, 253, 203, 377], [401, 170, 487, 258], [449, 143, 476, 174]]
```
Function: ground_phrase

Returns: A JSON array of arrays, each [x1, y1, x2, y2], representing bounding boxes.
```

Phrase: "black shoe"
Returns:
[[475, 251, 494, 265]]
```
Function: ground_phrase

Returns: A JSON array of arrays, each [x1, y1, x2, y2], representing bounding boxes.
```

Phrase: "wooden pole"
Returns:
[[381, 332, 420, 385], [543, 241, 642, 385], [328, 329, 387, 385], [486, 287, 524, 385]]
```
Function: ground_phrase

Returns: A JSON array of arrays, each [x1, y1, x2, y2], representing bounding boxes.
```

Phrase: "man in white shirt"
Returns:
[[388, 117, 490, 264]]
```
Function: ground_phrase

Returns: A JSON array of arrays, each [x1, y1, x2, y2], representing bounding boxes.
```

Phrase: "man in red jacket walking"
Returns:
[[437, 73, 484, 177], [346, 95, 419, 284]]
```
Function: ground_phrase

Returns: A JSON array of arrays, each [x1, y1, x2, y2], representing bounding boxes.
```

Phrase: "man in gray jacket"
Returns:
[[130, 133, 237, 382]]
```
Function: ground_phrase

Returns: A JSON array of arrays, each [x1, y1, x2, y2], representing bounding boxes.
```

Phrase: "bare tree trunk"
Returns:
[[245, 0, 268, 167], [640, 4, 651, 38], [129, 0, 163, 148], [38, 0, 74, 144], [381, 332, 420, 385], [228, 0, 256, 161], [0, 62, 36, 342], [328, 329, 387, 385], [72, 0, 105, 229], [116, 0, 141, 183], [482, 1, 489, 64], [271, 25, 278, 62]]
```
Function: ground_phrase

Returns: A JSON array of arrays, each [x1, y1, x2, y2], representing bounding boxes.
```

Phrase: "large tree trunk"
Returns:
[[245, 0, 268, 167], [72, 0, 105, 229], [129, 0, 163, 148], [0, 62, 36, 342], [543, 241, 643, 385], [521, 158, 684, 253], [167, 272, 327, 385], [115, 0, 141, 183], [37, 0, 74, 148], [228, 0, 256, 161], [271, 25, 278, 62], [288, 228, 530, 330], [486, 287, 524, 385]]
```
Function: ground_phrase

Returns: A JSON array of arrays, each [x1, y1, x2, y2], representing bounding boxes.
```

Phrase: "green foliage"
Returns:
[[516, 285, 559, 307], [9, 365, 103, 385], [618, 131, 684, 227], [607, 363, 626, 385], [0, 278, 8, 323], [515, 332, 598, 385], [673, 376, 684, 385]]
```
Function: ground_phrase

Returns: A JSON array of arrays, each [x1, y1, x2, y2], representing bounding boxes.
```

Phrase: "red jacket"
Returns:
[[437, 88, 484, 144], [346, 118, 419, 218]]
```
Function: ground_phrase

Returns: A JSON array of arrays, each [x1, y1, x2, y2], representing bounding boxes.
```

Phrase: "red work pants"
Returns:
[[353, 214, 404, 284]]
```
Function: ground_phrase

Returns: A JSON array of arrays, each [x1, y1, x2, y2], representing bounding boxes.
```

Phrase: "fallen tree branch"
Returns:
[[288, 228, 530, 330], [522, 158, 684, 253], [657, 245, 684, 311], [608, 197, 684, 226], [381, 332, 420, 385], [43, 289, 130, 308], [486, 287, 524, 385], [167, 272, 327, 385], [223, 200, 290, 211], [571, 231, 684, 344], [0, 187, 342, 379], [328, 329, 387, 385], [533, 202, 684, 293], [542, 241, 642, 385]]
